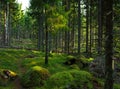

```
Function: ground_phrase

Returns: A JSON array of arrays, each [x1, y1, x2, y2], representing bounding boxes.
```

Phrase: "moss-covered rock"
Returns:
[[64, 55, 91, 69], [67, 70, 93, 89], [89, 56, 105, 77], [21, 66, 50, 88], [114, 83, 120, 89], [64, 57, 77, 65], [70, 64, 80, 70], [0, 69, 17, 86], [45, 69, 93, 89], [45, 71, 74, 89]]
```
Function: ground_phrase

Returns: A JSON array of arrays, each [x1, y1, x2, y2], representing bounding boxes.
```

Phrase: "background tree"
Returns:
[[78, 0, 81, 54]]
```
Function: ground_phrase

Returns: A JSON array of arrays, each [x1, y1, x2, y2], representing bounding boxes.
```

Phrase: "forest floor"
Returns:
[[13, 58, 26, 89], [0, 48, 120, 89]]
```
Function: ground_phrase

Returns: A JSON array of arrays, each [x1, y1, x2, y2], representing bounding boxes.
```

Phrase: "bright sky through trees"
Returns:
[[17, 0, 30, 10]]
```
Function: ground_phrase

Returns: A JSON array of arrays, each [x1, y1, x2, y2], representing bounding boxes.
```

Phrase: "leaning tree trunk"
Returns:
[[104, 0, 113, 89]]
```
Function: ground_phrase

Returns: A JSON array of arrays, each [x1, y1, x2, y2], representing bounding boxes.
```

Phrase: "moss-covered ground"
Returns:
[[0, 48, 120, 89]]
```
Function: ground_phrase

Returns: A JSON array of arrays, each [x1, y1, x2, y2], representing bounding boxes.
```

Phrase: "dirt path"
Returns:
[[13, 58, 26, 89]]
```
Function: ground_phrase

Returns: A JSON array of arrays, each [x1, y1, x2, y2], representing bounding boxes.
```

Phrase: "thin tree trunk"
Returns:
[[41, 9, 45, 52], [89, 0, 93, 56], [67, 0, 70, 54], [48, 32, 51, 52], [64, 31, 68, 53], [45, 8, 48, 65], [71, 20, 75, 53], [86, 0, 89, 57], [3, 5, 6, 46], [78, 0, 81, 54], [98, 0, 103, 54], [38, 16, 42, 50], [8, 3, 11, 46], [0, 1, 2, 45]]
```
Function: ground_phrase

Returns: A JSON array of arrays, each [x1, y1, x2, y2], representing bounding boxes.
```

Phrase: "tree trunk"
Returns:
[[64, 31, 68, 53], [78, 0, 81, 54], [86, 0, 89, 57], [0, 1, 2, 45], [38, 16, 41, 50], [89, 0, 92, 56], [45, 8, 48, 65], [67, 0, 70, 54], [98, 0, 103, 54], [104, 0, 113, 89], [64, 0, 70, 54], [41, 9, 45, 52]]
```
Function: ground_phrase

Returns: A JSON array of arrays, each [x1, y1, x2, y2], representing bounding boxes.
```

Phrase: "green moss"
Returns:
[[114, 84, 120, 89], [45, 71, 73, 89], [0, 49, 96, 89], [70, 64, 80, 70], [0, 86, 14, 89], [80, 55, 94, 63], [68, 69, 93, 89], [67, 55, 75, 59], [45, 70, 93, 89], [21, 66, 50, 88]]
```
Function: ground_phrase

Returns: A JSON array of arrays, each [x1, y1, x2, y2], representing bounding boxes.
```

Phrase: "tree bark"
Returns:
[[78, 0, 81, 54], [104, 0, 113, 89], [98, 0, 103, 54], [89, 0, 92, 56], [45, 8, 48, 65], [86, 0, 89, 57]]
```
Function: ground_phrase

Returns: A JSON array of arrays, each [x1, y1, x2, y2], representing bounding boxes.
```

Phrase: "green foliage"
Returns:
[[21, 66, 50, 88], [67, 55, 75, 59], [47, 8, 68, 33]]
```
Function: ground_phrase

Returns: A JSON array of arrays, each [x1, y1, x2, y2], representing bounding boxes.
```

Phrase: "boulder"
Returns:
[[89, 56, 120, 83], [21, 66, 50, 88]]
